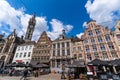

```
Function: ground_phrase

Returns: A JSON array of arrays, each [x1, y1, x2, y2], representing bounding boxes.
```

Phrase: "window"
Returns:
[[100, 45, 105, 51], [102, 52, 108, 60], [85, 46, 90, 52], [52, 60, 55, 67], [19, 53, 22, 57], [62, 50, 65, 56], [111, 51, 118, 58], [73, 47, 76, 52], [78, 46, 81, 50], [116, 35, 120, 41], [57, 50, 60, 56], [57, 43, 60, 48], [88, 30, 93, 36], [53, 50, 55, 56], [87, 54, 91, 60], [91, 38, 95, 43], [67, 49, 70, 55], [29, 45, 32, 50], [74, 54, 77, 59], [108, 43, 114, 50], [79, 54, 82, 59], [28, 52, 31, 57], [17, 47, 20, 51], [84, 39, 88, 44], [67, 42, 70, 47], [25, 46, 28, 50], [57, 60, 60, 68], [105, 35, 111, 41], [16, 53, 19, 58], [47, 56, 49, 60], [38, 57, 40, 60], [41, 56, 43, 60], [98, 37, 103, 42], [24, 52, 27, 57], [62, 43, 65, 47], [94, 53, 99, 59], [95, 29, 101, 34], [22, 46, 24, 50], [53, 44, 56, 48], [92, 45, 97, 51], [44, 56, 46, 60]]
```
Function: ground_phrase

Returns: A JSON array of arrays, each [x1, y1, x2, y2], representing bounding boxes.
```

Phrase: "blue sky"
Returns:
[[0, 0, 120, 41]]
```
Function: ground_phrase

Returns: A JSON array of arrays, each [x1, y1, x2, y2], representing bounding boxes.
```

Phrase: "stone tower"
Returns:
[[25, 13, 36, 41]]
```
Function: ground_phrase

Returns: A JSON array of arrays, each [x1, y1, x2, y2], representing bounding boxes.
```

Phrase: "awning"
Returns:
[[30, 61, 49, 68]]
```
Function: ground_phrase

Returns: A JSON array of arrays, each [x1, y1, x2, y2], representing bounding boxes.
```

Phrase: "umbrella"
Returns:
[[109, 59, 120, 66], [5, 62, 17, 67], [88, 59, 109, 66], [15, 62, 27, 67]]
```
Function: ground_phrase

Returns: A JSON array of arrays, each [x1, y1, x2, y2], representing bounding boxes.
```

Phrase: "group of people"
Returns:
[[0, 68, 17, 76]]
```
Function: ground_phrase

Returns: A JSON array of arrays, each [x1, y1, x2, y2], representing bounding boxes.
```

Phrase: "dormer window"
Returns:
[[59, 35, 63, 39]]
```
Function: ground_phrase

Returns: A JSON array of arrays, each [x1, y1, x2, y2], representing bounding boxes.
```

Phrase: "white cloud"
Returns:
[[47, 19, 73, 40], [33, 17, 48, 41], [82, 22, 87, 28], [85, 0, 120, 28], [0, 0, 73, 41], [76, 33, 84, 39]]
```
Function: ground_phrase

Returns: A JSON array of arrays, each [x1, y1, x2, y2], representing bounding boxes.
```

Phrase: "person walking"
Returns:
[[20, 68, 28, 80]]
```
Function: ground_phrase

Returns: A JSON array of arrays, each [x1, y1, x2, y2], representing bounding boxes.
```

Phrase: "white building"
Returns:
[[12, 41, 35, 64]]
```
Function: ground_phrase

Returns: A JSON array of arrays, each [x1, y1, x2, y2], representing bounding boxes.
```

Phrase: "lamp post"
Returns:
[[61, 62, 65, 79]]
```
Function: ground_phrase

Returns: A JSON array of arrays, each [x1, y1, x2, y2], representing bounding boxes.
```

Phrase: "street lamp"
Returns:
[[61, 62, 66, 79]]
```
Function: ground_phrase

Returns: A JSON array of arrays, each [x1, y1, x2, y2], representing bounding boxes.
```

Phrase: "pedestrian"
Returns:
[[20, 68, 28, 80]]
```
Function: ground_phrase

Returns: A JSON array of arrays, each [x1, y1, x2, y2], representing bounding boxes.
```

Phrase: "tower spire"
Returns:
[[25, 13, 36, 41]]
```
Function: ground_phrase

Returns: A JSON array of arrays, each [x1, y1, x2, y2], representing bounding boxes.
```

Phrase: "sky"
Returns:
[[0, 0, 120, 41]]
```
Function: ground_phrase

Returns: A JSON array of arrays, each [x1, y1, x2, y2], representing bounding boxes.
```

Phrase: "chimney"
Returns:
[[14, 29, 16, 34], [62, 29, 65, 35]]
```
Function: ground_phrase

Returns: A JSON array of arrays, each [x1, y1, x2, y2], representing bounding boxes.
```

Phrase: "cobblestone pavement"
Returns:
[[0, 74, 63, 80]]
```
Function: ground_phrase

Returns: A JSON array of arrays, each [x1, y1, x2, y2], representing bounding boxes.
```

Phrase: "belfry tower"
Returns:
[[25, 13, 36, 40]]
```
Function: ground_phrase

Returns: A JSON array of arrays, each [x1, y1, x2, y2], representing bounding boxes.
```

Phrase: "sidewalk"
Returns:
[[0, 73, 61, 80]]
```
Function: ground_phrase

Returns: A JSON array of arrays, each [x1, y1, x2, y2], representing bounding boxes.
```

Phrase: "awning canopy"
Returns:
[[30, 61, 49, 68]]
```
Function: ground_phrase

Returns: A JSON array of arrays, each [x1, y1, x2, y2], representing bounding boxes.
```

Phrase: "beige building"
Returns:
[[81, 20, 120, 62], [114, 20, 120, 50], [0, 29, 24, 68], [32, 31, 51, 65], [72, 37, 85, 60], [50, 30, 72, 72]]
